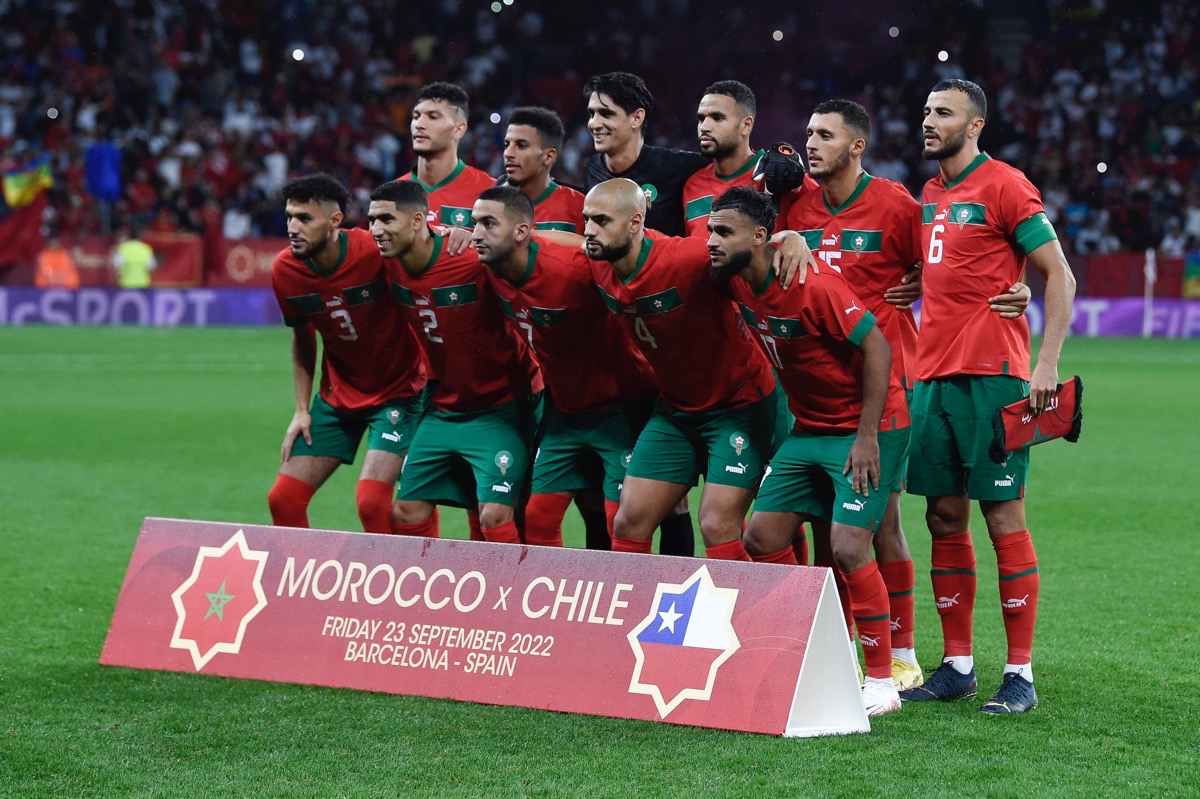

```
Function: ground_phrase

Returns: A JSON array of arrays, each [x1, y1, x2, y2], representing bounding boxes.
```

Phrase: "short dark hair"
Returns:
[[370, 179, 428, 212], [282, 174, 350, 214], [704, 80, 756, 117], [584, 72, 655, 120], [931, 78, 987, 120], [477, 186, 535, 223], [812, 99, 872, 146], [507, 107, 566, 152], [414, 81, 470, 120], [711, 185, 776, 232]]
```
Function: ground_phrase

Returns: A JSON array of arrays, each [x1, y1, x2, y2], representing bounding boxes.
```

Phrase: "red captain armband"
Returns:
[[989, 376, 1083, 463]]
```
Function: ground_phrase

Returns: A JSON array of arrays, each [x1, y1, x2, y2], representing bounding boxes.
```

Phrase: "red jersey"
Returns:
[[727, 267, 909, 433], [484, 240, 656, 414], [682, 150, 821, 239], [531, 181, 585, 235], [589, 235, 775, 413], [386, 233, 543, 413], [404, 160, 495, 228], [917, 154, 1058, 381], [780, 173, 921, 390], [271, 228, 427, 413]]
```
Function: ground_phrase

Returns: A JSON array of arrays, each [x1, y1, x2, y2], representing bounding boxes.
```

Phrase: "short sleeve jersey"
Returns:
[[585, 146, 708, 237], [484, 240, 657, 414], [683, 151, 820, 239], [917, 154, 1058, 381], [780, 173, 922, 390], [727, 267, 909, 433], [386, 233, 543, 413], [272, 228, 427, 413], [589, 235, 775, 413], [530, 181, 585, 234], [403, 160, 495, 228]]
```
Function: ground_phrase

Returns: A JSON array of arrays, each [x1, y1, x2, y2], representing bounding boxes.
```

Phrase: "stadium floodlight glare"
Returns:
[[292, 48, 305, 62], [503, 0, 514, 5], [47, 107, 59, 119], [1097, 162, 1108, 173], [772, 30, 783, 41], [490, 113, 501, 124], [491, 2, 501, 11], [889, 26, 899, 37], [937, 50, 949, 61]]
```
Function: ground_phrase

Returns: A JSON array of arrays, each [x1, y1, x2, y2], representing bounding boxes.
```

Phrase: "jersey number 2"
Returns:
[[419, 309, 443, 343]]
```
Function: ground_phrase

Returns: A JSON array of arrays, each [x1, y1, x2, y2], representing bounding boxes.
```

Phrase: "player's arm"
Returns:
[[532, 230, 585, 248], [1024, 238, 1077, 416], [883, 265, 923, 309], [282, 324, 318, 462], [845, 326, 891, 496], [443, 226, 474, 255]]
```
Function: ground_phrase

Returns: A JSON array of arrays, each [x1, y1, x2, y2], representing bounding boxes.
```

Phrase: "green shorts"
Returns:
[[531, 397, 654, 502], [906, 375, 1029, 501], [754, 427, 910, 532], [398, 394, 543, 508], [289, 393, 425, 463], [625, 385, 788, 490]]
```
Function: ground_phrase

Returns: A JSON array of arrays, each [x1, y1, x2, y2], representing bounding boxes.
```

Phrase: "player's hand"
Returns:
[[989, 281, 1032, 318], [771, 230, 818, 289], [1028, 360, 1059, 418], [884, 266, 922, 309], [444, 226, 475, 255], [282, 411, 313, 462], [844, 433, 881, 496], [752, 142, 807, 196]]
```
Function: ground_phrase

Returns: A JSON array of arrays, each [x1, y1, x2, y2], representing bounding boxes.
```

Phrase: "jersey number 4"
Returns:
[[634, 317, 658, 349]]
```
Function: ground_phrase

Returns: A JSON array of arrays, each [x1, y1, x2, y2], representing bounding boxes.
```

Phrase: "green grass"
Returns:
[[2, 329, 1198, 797]]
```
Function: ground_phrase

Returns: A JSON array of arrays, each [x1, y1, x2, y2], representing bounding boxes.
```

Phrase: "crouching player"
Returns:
[[709, 186, 910, 717]]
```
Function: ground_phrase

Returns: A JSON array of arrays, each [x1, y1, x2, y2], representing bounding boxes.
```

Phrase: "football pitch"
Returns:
[[2, 327, 1197, 798]]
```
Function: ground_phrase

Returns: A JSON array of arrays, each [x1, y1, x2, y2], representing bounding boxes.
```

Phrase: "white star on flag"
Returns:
[[657, 601, 682, 633]]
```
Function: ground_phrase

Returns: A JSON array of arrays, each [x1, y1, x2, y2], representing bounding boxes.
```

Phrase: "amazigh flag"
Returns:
[[4, 156, 54, 209]]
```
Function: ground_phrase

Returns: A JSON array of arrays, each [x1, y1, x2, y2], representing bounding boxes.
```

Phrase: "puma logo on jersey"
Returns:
[[936, 592, 961, 609], [841, 498, 866, 512], [491, 481, 513, 494], [381, 431, 403, 443], [844, 302, 861, 315], [860, 634, 880, 647], [724, 463, 748, 475], [325, 297, 344, 308], [1002, 594, 1030, 609]]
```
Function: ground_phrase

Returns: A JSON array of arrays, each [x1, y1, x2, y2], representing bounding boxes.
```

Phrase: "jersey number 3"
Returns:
[[331, 309, 359, 342]]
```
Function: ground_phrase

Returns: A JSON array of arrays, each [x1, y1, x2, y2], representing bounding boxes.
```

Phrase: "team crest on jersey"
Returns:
[[621, 450, 634, 469], [388, 409, 401, 426], [640, 183, 658, 204], [956, 207, 972, 230], [495, 450, 513, 476], [729, 432, 747, 456], [852, 233, 866, 255]]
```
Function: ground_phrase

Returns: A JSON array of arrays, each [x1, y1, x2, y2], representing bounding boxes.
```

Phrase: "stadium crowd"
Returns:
[[1, 0, 1197, 256]]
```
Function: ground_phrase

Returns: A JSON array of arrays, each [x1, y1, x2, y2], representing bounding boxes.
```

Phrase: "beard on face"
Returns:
[[923, 123, 968, 161], [709, 246, 752, 282], [293, 234, 329, 259], [590, 235, 633, 263], [810, 145, 852, 179], [701, 136, 738, 162]]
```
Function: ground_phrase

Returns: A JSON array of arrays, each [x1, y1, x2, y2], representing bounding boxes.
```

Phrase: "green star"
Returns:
[[205, 579, 235, 621]]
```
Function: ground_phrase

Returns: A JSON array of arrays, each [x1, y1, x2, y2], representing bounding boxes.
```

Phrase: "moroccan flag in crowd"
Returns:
[[3, 156, 54, 208]]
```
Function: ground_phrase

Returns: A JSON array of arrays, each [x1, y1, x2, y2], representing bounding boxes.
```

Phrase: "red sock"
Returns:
[[524, 493, 571, 547], [931, 532, 977, 657], [467, 512, 484, 541], [816, 549, 854, 640], [603, 500, 620, 543], [844, 561, 893, 680], [393, 509, 439, 538], [268, 474, 316, 528], [993, 529, 1039, 663], [355, 479, 394, 534], [705, 539, 751, 561], [612, 535, 653, 554], [481, 520, 520, 544], [879, 559, 916, 650], [792, 522, 809, 565], [752, 546, 798, 565]]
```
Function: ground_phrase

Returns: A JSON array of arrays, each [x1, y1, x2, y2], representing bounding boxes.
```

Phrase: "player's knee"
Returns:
[[612, 506, 650, 540], [741, 519, 770, 557], [356, 486, 393, 524], [925, 499, 970, 537], [697, 507, 742, 542], [980, 499, 1026, 537], [391, 499, 434, 526], [268, 474, 314, 526], [830, 527, 872, 574], [477, 503, 514, 530]]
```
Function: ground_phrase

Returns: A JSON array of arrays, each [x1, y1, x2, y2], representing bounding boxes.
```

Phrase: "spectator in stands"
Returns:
[[111, 225, 157, 289], [35, 234, 80, 290]]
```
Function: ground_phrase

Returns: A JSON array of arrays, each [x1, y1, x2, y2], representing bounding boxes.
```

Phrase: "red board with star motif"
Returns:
[[101, 518, 868, 737]]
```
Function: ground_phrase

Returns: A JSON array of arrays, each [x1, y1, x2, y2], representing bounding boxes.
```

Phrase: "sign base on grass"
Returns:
[[101, 518, 868, 737]]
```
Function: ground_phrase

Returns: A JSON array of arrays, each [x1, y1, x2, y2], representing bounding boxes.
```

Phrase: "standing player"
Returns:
[[472, 186, 659, 546], [584, 179, 786, 560], [901, 79, 1076, 714], [367, 180, 543, 544], [710, 186, 908, 717], [498, 107, 586, 234], [402, 82, 495, 229], [683, 80, 819, 239], [267, 174, 428, 534]]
